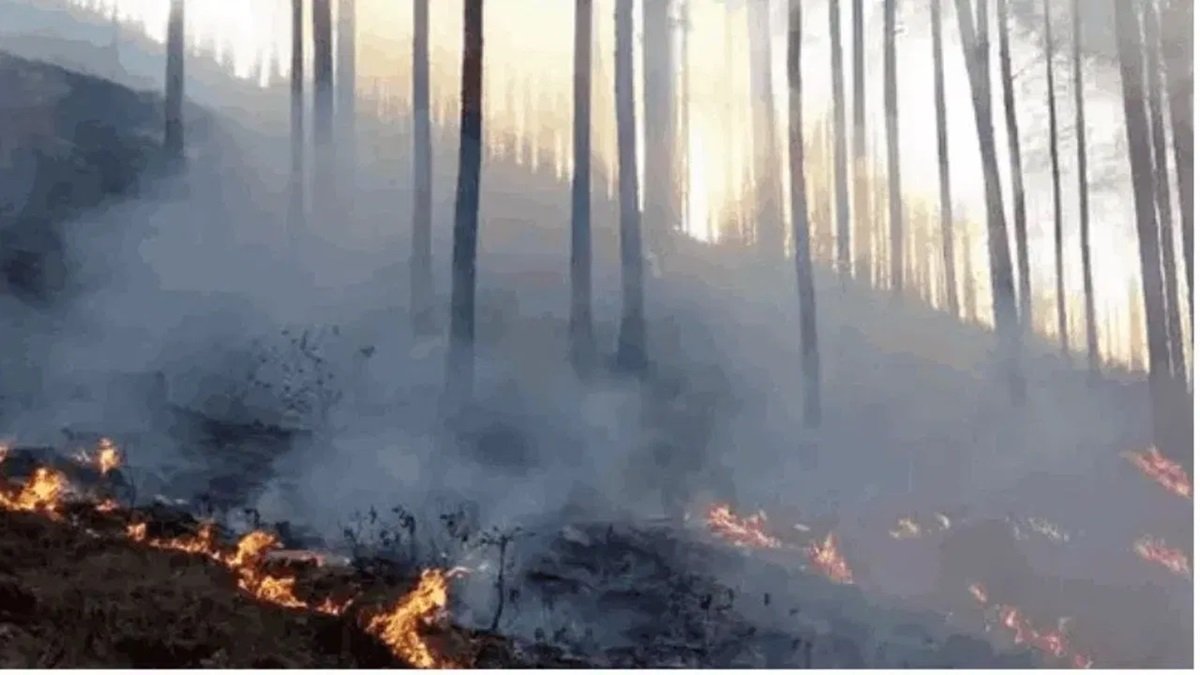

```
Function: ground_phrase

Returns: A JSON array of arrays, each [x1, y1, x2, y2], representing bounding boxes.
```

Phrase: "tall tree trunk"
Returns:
[[1143, 0, 1186, 377], [747, 0, 783, 256], [829, 0, 851, 281], [789, 0, 822, 428], [337, 0, 357, 191], [1071, 0, 1099, 375], [643, 0, 675, 256], [312, 0, 335, 219], [1113, 0, 1187, 472], [963, 227, 978, 323], [997, 0, 1031, 334], [445, 0, 485, 402], [931, 0, 959, 318], [1160, 0, 1193, 322], [164, 0, 184, 159], [852, 0, 869, 278], [570, 0, 596, 373], [411, 0, 434, 334], [1041, 0, 1067, 354], [679, 0, 691, 237], [953, 0, 1024, 400], [884, 0, 903, 295], [615, 0, 646, 373], [289, 0, 305, 231]]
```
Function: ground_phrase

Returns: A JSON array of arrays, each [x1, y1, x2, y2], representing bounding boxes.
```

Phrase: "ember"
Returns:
[[805, 532, 853, 584], [705, 503, 782, 549], [364, 569, 458, 669], [75, 438, 123, 476], [0, 467, 70, 516], [968, 584, 1091, 668], [1123, 447, 1191, 499], [1133, 536, 1191, 579]]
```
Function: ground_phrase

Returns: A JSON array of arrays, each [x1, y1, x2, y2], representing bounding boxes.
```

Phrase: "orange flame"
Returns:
[[1123, 447, 1191, 499], [364, 569, 458, 668], [75, 438, 123, 476], [805, 532, 854, 584], [0, 467, 70, 517], [968, 584, 1091, 668], [95, 498, 120, 513], [705, 503, 782, 549], [1133, 536, 1191, 579]]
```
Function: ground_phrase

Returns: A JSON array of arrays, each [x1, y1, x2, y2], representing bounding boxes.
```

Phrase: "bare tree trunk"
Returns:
[[445, 0, 485, 402], [570, 0, 596, 374], [643, 0, 676, 256], [411, 0, 434, 334], [679, 0, 691, 237], [164, 0, 184, 159], [1143, 0, 1186, 377], [747, 0, 783, 256], [615, 0, 646, 373], [1071, 0, 1099, 375], [312, 0, 335, 219], [963, 227, 977, 323], [789, 0, 821, 428], [997, 0, 1031, 335], [337, 0, 357, 197], [931, 0, 959, 318], [829, 0, 851, 281], [1160, 0, 1193, 322], [953, 0, 1024, 400], [1040, 0, 1066, 354], [852, 0, 870, 279], [1113, 0, 1188, 472], [884, 0, 903, 296], [289, 0, 305, 230]]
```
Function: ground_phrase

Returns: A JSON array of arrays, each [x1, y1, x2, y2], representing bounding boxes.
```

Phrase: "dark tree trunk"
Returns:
[[445, 0, 485, 402], [570, 0, 596, 374], [1071, 0, 1099, 375], [997, 0, 1031, 335], [931, 0, 959, 317], [643, 0, 676, 256], [1113, 0, 1188, 473], [748, 0, 784, 256], [789, 0, 822, 428], [164, 0, 184, 159], [953, 0, 1024, 400], [289, 0, 305, 230], [312, 0, 335, 217], [884, 0, 903, 295], [829, 0, 851, 281], [615, 0, 646, 373], [1142, 0, 1186, 377], [1160, 0, 1193, 322], [1041, 0, 1066, 354], [411, 0, 435, 334], [337, 0, 357, 192], [852, 0, 869, 278]]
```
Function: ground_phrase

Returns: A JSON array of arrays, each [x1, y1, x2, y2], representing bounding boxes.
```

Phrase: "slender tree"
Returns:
[[963, 226, 978, 323], [931, 0, 959, 317], [445, 0, 485, 401], [164, 0, 184, 159], [411, 0, 434, 334], [852, 0, 869, 278], [789, 0, 821, 428], [1160, 0, 1193, 321], [615, 0, 646, 373], [884, 0, 903, 295], [337, 0, 357, 190], [643, 0, 676, 256], [748, 0, 784, 255], [1143, 0, 1186, 377], [953, 0, 1024, 399], [996, 0, 1031, 334], [829, 0, 851, 281], [1112, 0, 1185, 471], [1041, 0, 1066, 353], [289, 0, 304, 230], [570, 0, 596, 373], [312, 0, 335, 218], [1071, 0, 1099, 375]]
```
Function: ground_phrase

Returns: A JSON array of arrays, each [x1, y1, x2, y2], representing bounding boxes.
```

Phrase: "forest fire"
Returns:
[[705, 503, 782, 549], [79, 438, 122, 475], [0, 467, 70, 516], [805, 532, 853, 584], [363, 569, 459, 669], [968, 583, 1091, 668], [1133, 536, 1190, 579], [1123, 447, 1191, 499]]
